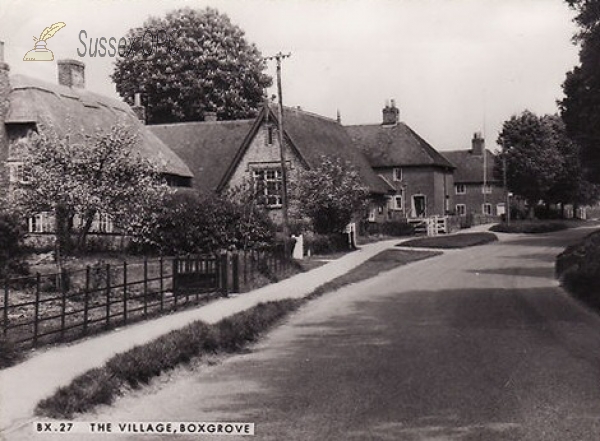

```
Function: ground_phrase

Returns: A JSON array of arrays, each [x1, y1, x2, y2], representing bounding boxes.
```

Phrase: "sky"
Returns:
[[0, 0, 581, 151]]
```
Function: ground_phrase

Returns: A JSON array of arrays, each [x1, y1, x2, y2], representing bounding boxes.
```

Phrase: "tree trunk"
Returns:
[[75, 210, 96, 252]]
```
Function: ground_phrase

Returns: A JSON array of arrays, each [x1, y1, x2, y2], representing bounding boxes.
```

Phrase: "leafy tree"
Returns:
[[560, 0, 600, 181], [297, 156, 369, 234], [111, 7, 272, 124], [0, 208, 27, 277], [13, 125, 167, 256], [495, 111, 565, 215], [132, 190, 275, 255], [496, 111, 599, 216]]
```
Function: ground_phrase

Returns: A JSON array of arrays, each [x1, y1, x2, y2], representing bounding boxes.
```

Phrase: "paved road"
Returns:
[[17, 226, 600, 441]]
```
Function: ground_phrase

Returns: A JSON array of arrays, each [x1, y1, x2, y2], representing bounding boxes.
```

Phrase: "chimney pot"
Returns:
[[472, 132, 485, 155], [131, 92, 146, 123], [382, 99, 399, 125], [57, 59, 85, 88]]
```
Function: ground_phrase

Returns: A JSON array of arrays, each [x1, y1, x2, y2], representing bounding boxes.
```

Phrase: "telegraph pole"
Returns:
[[265, 52, 291, 256], [502, 141, 511, 225]]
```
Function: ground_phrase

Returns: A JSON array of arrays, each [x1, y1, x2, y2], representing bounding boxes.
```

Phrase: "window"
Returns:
[[95, 213, 114, 233], [456, 204, 466, 216], [253, 168, 282, 207], [482, 184, 493, 194], [28, 212, 52, 233], [8, 162, 30, 184], [394, 195, 403, 210], [266, 126, 274, 145], [393, 167, 402, 181], [482, 203, 492, 215], [368, 208, 376, 222], [455, 184, 466, 195]]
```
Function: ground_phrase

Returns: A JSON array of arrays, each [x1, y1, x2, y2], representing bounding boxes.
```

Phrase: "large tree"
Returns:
[[496, 111, 565, 213], [111, 7, 272, 124], [496, 111, 599, 214], [297, 156, 370, 234], [560, 0, 600, 181], [13, 125, 167, 256]]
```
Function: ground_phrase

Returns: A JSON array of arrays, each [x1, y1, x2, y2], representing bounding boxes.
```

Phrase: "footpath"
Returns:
[[0, 238, 402, 436]]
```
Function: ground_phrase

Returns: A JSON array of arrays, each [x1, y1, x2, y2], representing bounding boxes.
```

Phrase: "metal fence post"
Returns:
[[123, 261, 128, 325], [143, 258, 148, 317], [3, 278, 8, 338], [159, 257, 164, 312], [173, 258, 179, 309], [60, 269, 67, 340], [83, 266, 90, 335], [33, 273, 41, 347], [232, 252, 240, 294], [220, 252, 229, 297], [105, 263, 111, 328]]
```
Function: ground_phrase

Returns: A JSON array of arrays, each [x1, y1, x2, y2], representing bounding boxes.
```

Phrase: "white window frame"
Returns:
[[368, 208, 376, 222], [482, 203, 493, 215], [95, 213, 114, 233], [8, 162, 30, 184], [482, 184, 493, 194], [393, 167, 402, 182], [252, 167, 283, 208], [28, 212, 51, 233], [455, 184, 466, 195], [395, 195, 403, 210], [456, 204, 466, 216]]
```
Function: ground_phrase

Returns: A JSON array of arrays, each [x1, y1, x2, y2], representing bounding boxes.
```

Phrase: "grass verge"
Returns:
[[398, 232, 498, 249], [35, 248, 439, 419], [490, 220, 571, 234], [556, 231, 600, 310]]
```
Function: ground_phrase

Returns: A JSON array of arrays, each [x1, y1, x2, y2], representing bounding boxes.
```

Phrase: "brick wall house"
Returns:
[[152, 103, 395, 226], [443, 133, 505, 220], [346, 101, 455, 221]]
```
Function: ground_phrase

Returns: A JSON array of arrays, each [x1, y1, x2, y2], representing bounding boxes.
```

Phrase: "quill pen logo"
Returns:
[[23, 22, 66, 61]]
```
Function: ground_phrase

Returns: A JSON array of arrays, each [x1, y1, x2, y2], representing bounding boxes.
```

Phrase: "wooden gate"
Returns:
[[172, 255, 222, 296]]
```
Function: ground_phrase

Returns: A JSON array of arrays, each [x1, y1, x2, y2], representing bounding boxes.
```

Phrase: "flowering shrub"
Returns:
[[297, 156, 369, 234]]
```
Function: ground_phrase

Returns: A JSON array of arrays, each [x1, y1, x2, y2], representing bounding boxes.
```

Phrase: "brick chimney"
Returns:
[[472, 132, 485, 156], [0, 41, 10, 197], [131, 92, 146, 124], [382, 99, 399, 126], [57, 59, 85, 88]]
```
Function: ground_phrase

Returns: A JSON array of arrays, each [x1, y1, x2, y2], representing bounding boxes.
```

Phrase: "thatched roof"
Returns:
[[443, 149, 498, 184], [345, 122, 455, 169], [150, 119, 255, 192], [5, 74, 192, 178]]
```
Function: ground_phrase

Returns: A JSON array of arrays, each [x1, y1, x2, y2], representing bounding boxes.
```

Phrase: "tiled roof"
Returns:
[[150, 119, 255, 193], [345, 122, 455, 169], [443, 149, 498, 184], [6, 74, 192, 178]]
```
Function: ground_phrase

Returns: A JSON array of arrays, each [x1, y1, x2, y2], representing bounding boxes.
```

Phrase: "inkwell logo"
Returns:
[[23, 22, 66, 61]]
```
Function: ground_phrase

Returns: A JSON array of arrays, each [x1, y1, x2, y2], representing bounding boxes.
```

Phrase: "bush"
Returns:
[[490, 221, 569, 234], [304, 233, 351, 255], [360, 220, 415, 237], [534, 205, 563, 220], [131, 191, 275, 255], [556, 231, 600, 308], [0, 210, 27, 278]]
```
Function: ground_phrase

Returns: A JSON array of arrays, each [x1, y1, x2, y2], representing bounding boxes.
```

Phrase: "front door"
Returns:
[[412, 195, 426, 218]]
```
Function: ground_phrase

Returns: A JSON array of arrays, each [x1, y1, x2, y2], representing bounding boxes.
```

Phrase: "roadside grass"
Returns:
[[556, 231, 600, 310], [35, 248, 439, 419], [0, 337, 22, 369], [490, 220, 576, 234], [398, 232, 498, 249]]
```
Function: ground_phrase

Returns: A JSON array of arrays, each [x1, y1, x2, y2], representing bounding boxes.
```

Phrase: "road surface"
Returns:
[[16, 226, 600, 441]]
